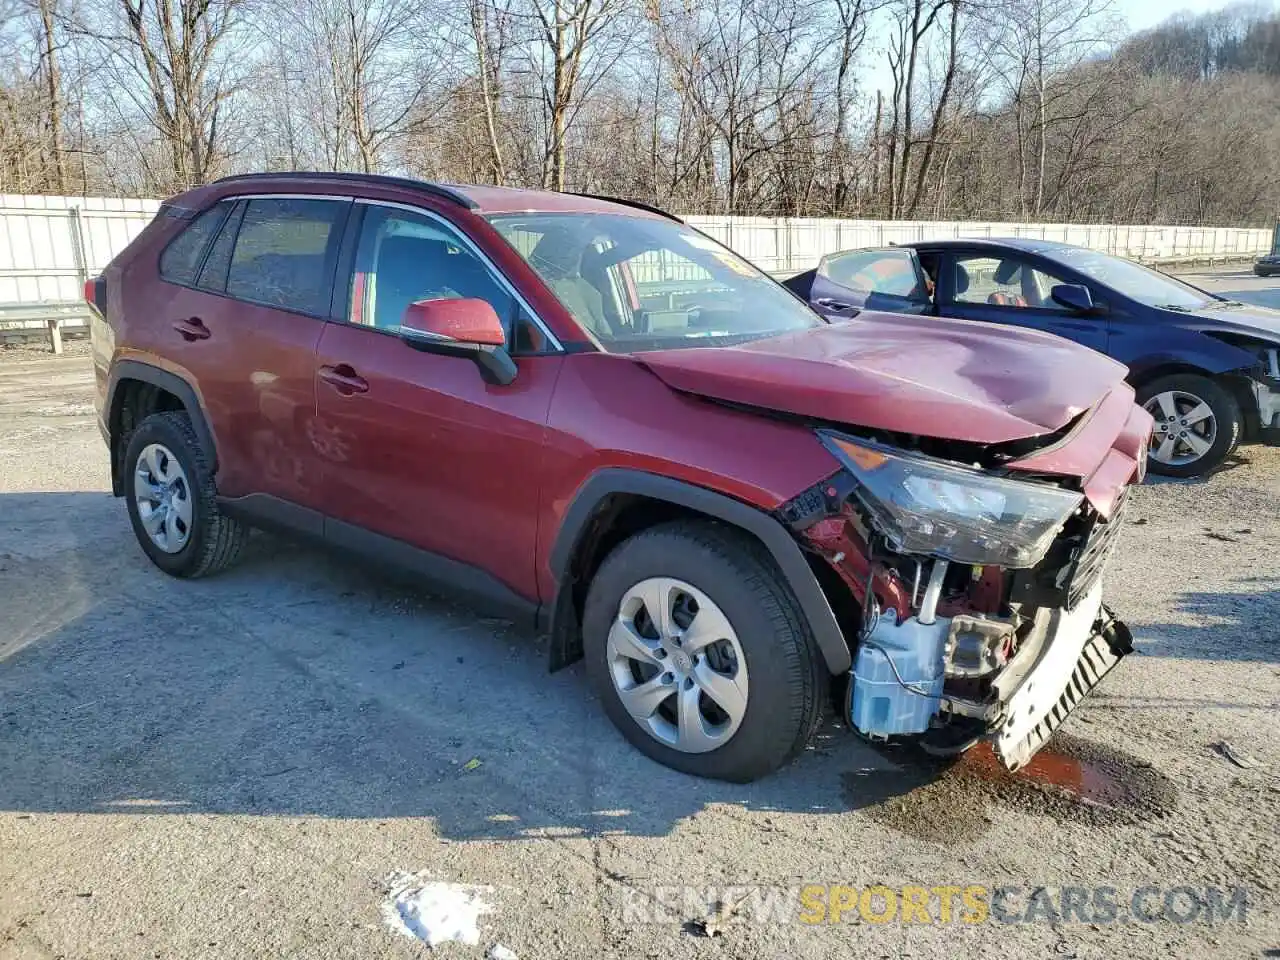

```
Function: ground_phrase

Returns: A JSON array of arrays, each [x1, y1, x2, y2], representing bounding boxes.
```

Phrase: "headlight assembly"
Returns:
[[819, 432, 1083, 568]]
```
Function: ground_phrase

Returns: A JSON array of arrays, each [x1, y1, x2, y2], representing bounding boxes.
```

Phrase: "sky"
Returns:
[[1118, 0, 1245, 31]]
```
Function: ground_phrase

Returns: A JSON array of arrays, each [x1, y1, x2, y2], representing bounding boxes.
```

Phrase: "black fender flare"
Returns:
[[105, 360, 217, 493], [546, 468, 852, 675]]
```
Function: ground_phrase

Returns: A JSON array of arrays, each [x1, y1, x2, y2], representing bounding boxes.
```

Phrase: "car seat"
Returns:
[[989, 260, 1029, 307], [529, 228, 612, 336]]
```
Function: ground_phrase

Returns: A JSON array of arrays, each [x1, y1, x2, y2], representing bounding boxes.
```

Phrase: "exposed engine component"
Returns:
[[944, 613, 1017, 678], [848, 561, 949, 739]]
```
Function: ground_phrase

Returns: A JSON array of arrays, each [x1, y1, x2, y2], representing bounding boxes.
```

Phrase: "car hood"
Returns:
[[1181, 301, 1280, 341], [634, 313, 1130, 446]]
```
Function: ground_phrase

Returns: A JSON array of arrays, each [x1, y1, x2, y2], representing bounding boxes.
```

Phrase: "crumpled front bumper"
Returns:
[[989, 582, 1133, 770]]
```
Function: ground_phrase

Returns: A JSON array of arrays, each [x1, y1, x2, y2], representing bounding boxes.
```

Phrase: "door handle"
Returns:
[[318, 364, 369, 395], [172, 317, 210, 341], [815, 298, 855, 311]]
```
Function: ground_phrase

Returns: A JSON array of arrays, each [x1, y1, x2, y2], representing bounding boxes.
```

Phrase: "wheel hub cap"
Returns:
[[1142, 390, 1217, 467], [606, 577, 749, 754], [134, 443, 193, 554]]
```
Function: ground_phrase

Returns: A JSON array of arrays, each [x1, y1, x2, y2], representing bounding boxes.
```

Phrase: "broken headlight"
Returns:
[[819, 432, 1083, 568]]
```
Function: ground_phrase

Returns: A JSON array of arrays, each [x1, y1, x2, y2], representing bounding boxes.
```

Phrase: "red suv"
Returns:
[[88, 173, 1151, 782]]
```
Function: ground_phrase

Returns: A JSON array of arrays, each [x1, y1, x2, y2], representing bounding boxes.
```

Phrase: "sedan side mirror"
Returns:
[[400, 298, 517, 386], [1050, 283, 1099, 314]]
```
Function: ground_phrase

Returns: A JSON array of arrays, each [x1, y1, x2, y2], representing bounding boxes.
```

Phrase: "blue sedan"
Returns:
[[783, 238, 1280, 477]]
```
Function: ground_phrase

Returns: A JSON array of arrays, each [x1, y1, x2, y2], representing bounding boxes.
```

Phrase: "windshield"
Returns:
[[1051, 248, 1219, 310], [486, 213, 822, 350]]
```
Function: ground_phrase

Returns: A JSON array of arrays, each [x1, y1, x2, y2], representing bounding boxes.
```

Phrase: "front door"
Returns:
[[940, 250, 1109, 352], [313, 202, 562, 603]]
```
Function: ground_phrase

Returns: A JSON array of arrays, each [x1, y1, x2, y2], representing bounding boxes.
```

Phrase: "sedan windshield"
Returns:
[[1050, 248, 1219, 311], [486, 212, 822, 350]]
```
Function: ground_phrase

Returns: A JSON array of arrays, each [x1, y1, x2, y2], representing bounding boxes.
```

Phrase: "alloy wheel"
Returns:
[[1143, 390, 1217, 468], [133, 443, 193, 553], [606, 577, 749, 754]]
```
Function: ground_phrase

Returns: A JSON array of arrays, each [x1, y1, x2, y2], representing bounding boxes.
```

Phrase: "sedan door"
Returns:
[[798, 247, 936, 320], [312, 201, 563, 608], [938, 249, 1109, 352]]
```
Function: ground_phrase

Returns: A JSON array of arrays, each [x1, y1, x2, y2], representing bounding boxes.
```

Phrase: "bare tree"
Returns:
[[974, 0, 1117, 216], [519, 0, 630, 190]]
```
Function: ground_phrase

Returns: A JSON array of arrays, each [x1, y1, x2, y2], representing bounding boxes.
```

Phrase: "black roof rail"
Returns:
[[212, 172, 479, 210], [566, 192, 682, 222]]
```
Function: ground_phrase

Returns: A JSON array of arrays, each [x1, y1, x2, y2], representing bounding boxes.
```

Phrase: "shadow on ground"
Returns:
[[1125, 577, 1280, 665], [0, 491, 1196, 841]]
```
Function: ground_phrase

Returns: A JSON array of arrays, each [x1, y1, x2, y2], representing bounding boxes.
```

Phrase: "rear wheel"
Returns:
[[583, 521, 824, 782], [123, 411, 248, 577], [1137, 374, 1241, 478]]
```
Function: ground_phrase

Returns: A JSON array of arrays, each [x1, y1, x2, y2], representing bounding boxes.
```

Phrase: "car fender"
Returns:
[[546, 467, 851, 675], [1121, 330, 1261, 384], [105, 359, 217, 493]]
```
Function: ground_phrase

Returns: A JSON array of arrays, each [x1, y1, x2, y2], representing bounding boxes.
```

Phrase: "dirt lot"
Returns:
[[1, 273, 1278, 958]]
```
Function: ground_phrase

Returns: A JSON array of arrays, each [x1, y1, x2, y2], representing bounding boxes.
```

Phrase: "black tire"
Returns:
[[122, 411, 247, 577], [1135, 373, 1242, 478], [583, 520, 824, 782]]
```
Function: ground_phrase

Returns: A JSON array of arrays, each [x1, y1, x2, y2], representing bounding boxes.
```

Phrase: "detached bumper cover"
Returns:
[[992, 581, 1133, 770]]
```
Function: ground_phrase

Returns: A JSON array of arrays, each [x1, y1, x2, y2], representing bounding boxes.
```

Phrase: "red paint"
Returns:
[[803, 511, 913, 618], [401, 298, 506, 346], [635, 313, 1130, 444], [96, 176, 1147, 613]]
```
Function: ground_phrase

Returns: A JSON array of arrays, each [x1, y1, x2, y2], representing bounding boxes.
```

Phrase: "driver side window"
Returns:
[[951, 254, 1072, 311], [348, 206, 548, 351]]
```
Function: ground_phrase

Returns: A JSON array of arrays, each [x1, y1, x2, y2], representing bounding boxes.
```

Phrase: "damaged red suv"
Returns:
[[89, 173, 1152, 782]]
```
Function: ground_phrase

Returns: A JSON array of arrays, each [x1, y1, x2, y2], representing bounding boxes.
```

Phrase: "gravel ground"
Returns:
[[1, 268, 1278, 959]]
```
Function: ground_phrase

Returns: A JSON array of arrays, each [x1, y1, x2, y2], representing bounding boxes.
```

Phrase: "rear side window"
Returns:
[[821, 249, 926, 299], [159, 203, 231, 285], [225, 198, 348, 315]]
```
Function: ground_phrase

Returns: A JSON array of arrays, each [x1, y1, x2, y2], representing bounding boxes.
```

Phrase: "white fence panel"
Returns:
[[0, 193, 1270, 344]]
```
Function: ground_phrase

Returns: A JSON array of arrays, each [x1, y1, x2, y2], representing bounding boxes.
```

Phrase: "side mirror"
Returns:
[[1050, 283, 1098, 314], [400, 298, 516, 386]]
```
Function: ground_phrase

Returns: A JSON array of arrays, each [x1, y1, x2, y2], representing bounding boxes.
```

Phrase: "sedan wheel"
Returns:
[[1136, 373, 1241, 478], [1143, 390, 1217, 469], [607, 577, 749, 753]]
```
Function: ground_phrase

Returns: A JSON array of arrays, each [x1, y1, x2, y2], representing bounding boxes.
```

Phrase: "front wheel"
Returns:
[[1137, 374, 1242, 478], [583, 521, 824, 782]]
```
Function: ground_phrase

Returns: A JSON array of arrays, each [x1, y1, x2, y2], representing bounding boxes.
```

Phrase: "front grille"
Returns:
[[1065, 492, 1129, 607], [1009, 491, 1129, 610]]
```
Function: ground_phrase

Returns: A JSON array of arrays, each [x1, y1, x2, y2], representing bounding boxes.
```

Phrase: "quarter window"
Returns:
[[159, 202, 231, 286], [195, 201, 245, 293], [224, 198, 348, 315]]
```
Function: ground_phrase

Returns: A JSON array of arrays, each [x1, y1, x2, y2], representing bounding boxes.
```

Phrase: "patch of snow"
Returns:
[[381, 870, 495, 947], [488, 944, 519, 960]]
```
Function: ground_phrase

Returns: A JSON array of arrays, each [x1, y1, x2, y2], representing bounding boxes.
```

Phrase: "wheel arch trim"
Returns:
[[105, 360, 217, 494], [546, 468, 852, 675]]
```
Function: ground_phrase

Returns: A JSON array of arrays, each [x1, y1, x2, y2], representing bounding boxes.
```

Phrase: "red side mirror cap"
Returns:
[[401, 298, 506, 347]]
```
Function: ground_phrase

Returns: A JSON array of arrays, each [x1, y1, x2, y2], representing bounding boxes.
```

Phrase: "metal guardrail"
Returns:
[[0, 303, 90, 352]]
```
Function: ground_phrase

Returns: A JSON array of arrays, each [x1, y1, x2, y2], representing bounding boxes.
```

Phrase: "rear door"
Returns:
[[151, 195, 350, 512], [938, 249, 1109, 352], [807, 247, 935, 320]]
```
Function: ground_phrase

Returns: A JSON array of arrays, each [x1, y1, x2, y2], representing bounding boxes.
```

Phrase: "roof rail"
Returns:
[[566, 193, 682, 222], [212, 172, 478, 210]]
